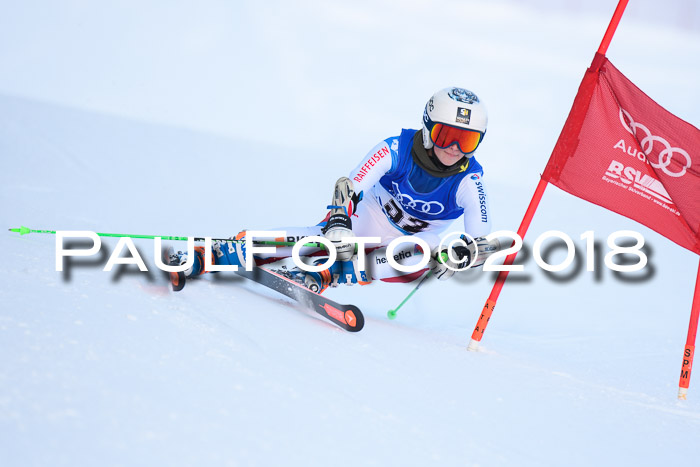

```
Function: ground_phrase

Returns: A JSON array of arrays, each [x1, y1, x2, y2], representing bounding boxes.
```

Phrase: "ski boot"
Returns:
[[275, 265, 332, 294], [172, 246, 209, 278], [172, 240, 251, 278], [163, 246, 187, 292], [321, 177, 362, 261]]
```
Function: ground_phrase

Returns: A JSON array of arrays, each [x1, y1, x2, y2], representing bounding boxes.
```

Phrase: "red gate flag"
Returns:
[[542, 54, 700, 255]]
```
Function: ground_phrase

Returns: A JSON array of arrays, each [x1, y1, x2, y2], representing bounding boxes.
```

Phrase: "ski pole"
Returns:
[[8, 225, 325, 248], [387, 270, 432, 320]]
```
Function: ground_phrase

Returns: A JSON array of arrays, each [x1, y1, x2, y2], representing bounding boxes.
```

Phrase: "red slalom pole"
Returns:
[[467, 0, 630, 351], [596, 0, 629, 55], [467, 178, 548, 351], [678, 259, 700, 400]]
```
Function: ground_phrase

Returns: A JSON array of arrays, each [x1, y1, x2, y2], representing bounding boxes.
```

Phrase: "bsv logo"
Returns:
[[391, 182, 445, 215], [619, 108, 692, 177], [605, 160, 673, 204]]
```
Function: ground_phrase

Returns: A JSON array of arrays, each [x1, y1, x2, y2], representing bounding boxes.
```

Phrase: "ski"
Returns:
[[162, 247, 364, 332], [234, 266, 364, 332], [163, 246, 186, 292]]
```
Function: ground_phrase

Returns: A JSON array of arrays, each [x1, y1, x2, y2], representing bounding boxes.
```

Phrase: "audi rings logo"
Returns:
[[391, 182, 445, 215], [619, 108, 692, 177]]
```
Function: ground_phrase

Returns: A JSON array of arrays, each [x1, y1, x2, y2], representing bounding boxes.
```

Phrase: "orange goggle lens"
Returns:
[[430, 124, 483, 154]]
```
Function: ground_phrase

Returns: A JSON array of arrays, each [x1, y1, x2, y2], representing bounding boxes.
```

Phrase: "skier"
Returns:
[[176, 87, 497, 291]]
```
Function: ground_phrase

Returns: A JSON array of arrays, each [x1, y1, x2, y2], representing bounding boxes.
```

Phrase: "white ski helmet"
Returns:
[[422, 87, 488, 156]]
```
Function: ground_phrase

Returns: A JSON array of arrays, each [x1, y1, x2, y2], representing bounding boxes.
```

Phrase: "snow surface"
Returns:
[[2, 1, 700, 466]]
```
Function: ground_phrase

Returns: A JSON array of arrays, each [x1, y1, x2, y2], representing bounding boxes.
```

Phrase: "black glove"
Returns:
[[430, 235, 474, 280]]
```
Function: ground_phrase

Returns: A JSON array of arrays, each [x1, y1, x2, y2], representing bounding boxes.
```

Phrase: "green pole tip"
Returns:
[[9, 226, 31, 235], [387, 309, 397, 320]]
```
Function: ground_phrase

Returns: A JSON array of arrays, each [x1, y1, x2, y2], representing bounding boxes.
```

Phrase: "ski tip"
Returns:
[[345, 307, 364, 332], [170, 271, 186, 292], [319, 302, 364, 332], [161, 246, 187, 292]]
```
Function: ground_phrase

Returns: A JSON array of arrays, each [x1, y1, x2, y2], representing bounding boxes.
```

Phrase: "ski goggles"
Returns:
[[429, 123, 484, 154]]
